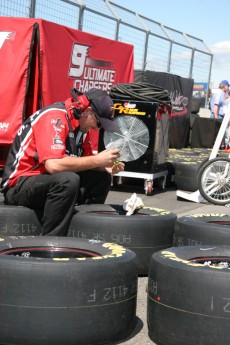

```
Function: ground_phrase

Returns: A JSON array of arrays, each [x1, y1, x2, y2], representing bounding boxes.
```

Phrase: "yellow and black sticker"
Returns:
[[161, 250, 226, 270], [190, 214, 226, 218], [143, 206, 171, 216], [53, 242, 127, 261]]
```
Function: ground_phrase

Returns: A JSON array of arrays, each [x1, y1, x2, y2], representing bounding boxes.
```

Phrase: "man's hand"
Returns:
[[96, 149, 121, 168], [105, 161, 125, 175], [45, 148, 121, 174]]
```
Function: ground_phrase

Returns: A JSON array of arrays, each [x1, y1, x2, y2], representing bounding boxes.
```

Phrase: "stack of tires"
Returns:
[[3, 195, 230, 344], [0, 200, 178, 344], [147, 213, 230, 345], [0, 201, 177, 275], [167, 148, 230, 192], [167, 148, 210, 192]]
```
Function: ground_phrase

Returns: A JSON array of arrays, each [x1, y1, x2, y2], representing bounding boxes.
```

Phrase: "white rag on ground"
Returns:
[[123, 193, 144, 216]]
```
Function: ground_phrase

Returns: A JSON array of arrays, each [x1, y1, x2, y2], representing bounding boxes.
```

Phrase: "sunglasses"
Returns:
[[94, 114, 102, 128], [90, 109, 102, 128], [88, 106, 115, 128]]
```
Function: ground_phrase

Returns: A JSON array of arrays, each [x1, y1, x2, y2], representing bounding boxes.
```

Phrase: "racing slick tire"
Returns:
[[0, 236, 138, 345], [174, 159, 207, 192], [68, 204, 177, 275], [174, 213, 230, 246], [148, 245, 230, 345], [0, 203, 42, 235]]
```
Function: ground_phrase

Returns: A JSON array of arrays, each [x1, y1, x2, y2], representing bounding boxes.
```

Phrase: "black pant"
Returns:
[[5, 170, 111, 236]]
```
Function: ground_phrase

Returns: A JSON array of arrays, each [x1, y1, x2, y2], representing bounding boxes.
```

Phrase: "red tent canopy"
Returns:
[[0, 17, 134, 164]]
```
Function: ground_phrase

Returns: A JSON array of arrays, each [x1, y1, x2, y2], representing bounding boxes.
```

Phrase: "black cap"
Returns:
[[85, 88, 117, 132]]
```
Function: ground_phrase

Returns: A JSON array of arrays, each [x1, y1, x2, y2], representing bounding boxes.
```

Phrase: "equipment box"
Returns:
[[99, 99, 171, 195]]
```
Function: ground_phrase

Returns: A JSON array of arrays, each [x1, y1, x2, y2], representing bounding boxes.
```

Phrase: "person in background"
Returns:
[[210, 80, 229, 119], [210, 80, 230, 149], [223, 89, 230, 150], [207, 88, 212, 110], [0, 88, 124, 236]]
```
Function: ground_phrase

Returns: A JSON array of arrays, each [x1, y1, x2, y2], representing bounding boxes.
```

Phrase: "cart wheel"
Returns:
[[145, 180, 153, 196], [111, 176, 123, 187], [158, 176, 166, 190], [197, 157, 230, 205]]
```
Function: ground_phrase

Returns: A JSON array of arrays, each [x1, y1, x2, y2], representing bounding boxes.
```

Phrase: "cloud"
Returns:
[[209, 41, 230, 86], [210, 41, 230, 67], [210, 41, 230, 55]]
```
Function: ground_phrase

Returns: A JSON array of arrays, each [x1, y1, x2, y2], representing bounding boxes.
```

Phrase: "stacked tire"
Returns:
[[0, 201, 177, 275], [68, 204, 177, 275], [0, 236, 138, 345], [147, 245, 230, 345], [0, 202, 42, 236], [167, 148, 230, 192], [147, 212, 230, 344], [173, 213, 230, 246], [167, 148, 209, 192]]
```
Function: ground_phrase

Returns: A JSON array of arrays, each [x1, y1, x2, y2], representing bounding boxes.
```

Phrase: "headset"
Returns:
[[70, 88, 90, 119]]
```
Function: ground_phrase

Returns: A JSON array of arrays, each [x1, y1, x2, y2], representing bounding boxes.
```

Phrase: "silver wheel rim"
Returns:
[[201, 160, 230, 203]]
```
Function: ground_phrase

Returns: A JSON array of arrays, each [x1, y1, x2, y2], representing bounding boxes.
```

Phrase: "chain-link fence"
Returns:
[[1, 0, 213, 91]]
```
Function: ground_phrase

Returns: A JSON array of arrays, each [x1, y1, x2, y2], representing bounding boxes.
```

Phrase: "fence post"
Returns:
[[29, 0, 36, 18]]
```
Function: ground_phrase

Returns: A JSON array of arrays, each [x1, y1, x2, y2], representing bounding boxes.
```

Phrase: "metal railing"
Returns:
[[1, 0, 213, 93]]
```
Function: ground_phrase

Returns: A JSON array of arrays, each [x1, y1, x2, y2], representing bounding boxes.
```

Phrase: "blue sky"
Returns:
[[113, 0, 230, 88]]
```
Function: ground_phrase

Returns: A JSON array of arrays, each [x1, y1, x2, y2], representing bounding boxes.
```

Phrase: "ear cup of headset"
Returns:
[[71, 88, 90, 119], [77, 94, 90, 111], [72, 107, 81, 120]]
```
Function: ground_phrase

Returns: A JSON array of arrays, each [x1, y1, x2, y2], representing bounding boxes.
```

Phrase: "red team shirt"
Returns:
[[1, 100, 80, 190]]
